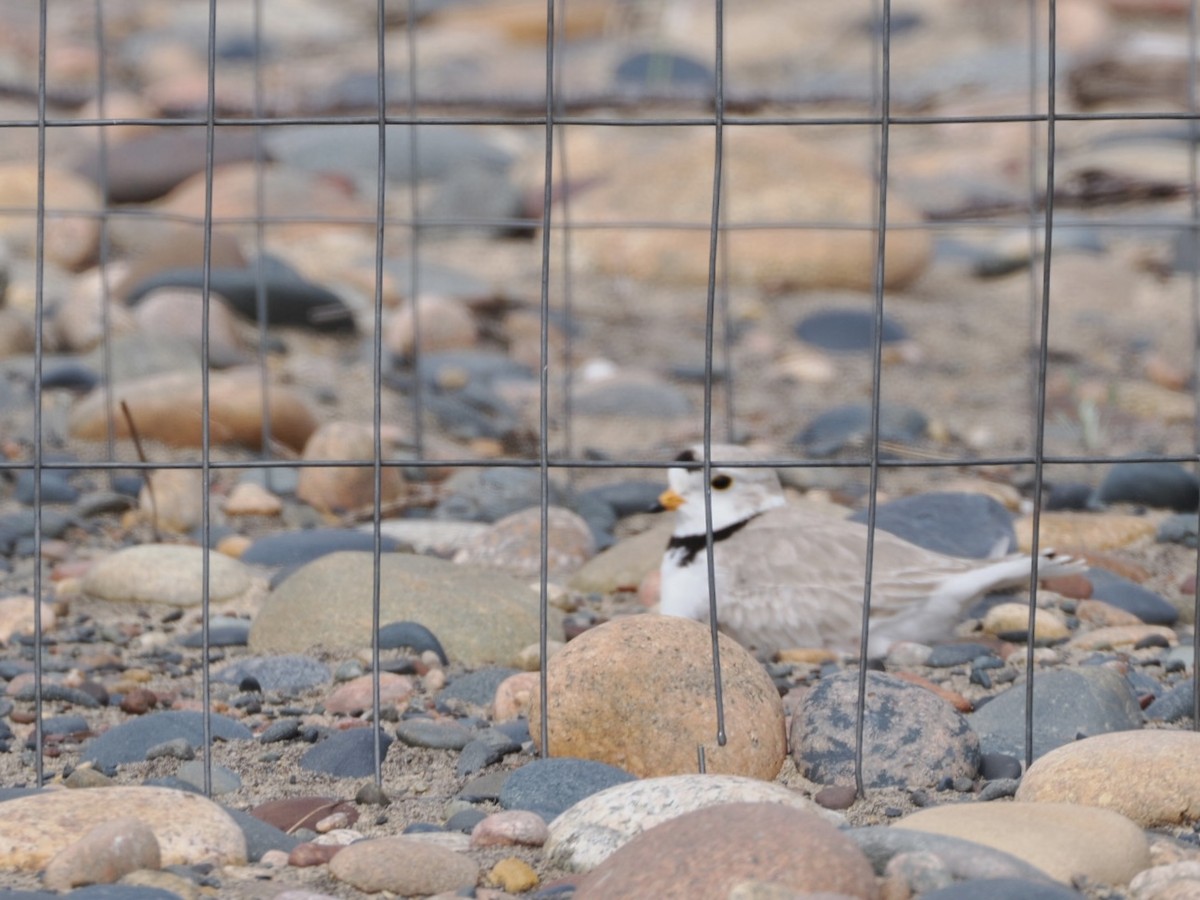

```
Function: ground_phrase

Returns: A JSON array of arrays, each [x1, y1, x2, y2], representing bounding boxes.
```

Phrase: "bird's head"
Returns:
[[658, 444, 786, 535]]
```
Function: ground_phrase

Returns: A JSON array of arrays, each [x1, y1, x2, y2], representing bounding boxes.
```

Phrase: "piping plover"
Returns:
[[657, 444, 1085, 658]]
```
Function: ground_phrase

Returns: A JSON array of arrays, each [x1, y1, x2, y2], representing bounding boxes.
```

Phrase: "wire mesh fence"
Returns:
[[2, 0, 1200, 895]]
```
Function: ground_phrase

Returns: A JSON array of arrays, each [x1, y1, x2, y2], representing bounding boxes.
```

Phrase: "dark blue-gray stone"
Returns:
[[794, 404, 928, 457], [847, 827, 1054, 882], [378, 620, 448, 663], [259, 718, 302, 744], [579, 481, 666, 518], [125, 260, 355, 333], [422, 388, 522, 443], [12, 683, 101, 708], [499, 758, 636, 821], [25, 714, 90, 748], [40, 360, 100, 392], [968, 666, 1143, 761], [794, 308, 908, 352], [438, 668, 520, 709], [615, 51, 713, 89], [395, 718, 474, 751], [241, 528, 404, 567], [918, 878, 1083, 900], [925, 642, 1000, 668], [1144, 680, 1195, 723], [457, 728, 521, 777], [445, 807, 489, 834], [81, 710, 252, 767], [850, 492, 1016, 559], [434, 466, 562, 523], [1044, 482, 1095, 511], [14, 470, 79, 505], [979, 752, 1023, 781], [177, 616, 251, 648], [1093, 461, 1199, 511], [1157, 513, 1198, 548], [457, 770, 510, 804], [0, 508, 74, 542], [74, 490, 137, 518], [222, 806, 301, 861], [299, 727, 392, 778], [1085, 568, 1178, 625], [792, 671, 980, 789], [213, 655, 331, 694]]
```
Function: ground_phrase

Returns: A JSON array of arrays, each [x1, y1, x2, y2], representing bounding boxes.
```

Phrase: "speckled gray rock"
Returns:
[[81, 711, 253, 768], [247, 551, 562, 667], [546, 774, 843, 872], [81, 544, 254, 606], [299, 728, 392, 778], [213, 655, 331, 694], [967, 666, 1143, 762], [792, 671, 980, 789], [499, 758, 637, 821]]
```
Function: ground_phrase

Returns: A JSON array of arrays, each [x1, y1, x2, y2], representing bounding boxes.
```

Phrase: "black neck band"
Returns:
[[666, 516, 756, 566]]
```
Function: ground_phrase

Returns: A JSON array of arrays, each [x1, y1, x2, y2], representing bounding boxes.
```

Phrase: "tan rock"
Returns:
[[546, 773, 842, 872], [327, 835, 477, 895], [1067, 625, 1177, 651], [384, 295, 478, 358], [154, 162, 374, 244], [0, 595, 56, 645], [1016, 731, 1200, 826], [138, 468, 205, 533], [0, 308, 36, 357], [0, 786, 246, 872], [575, 803, 879, 899], [68, 366, 318, 452], [981, 602, 1070, 642], [132, 289, 250, 368], [249, 551, 561, 667], [42, 817, 161, 890], [82, 544, 253, 607], [0, 164, 102, 270], [493, 671, 540, 721], [894, 801, 1149, 886], [323, 673, 414, 714], [454, 506, 595, 580], [471, 810, 549, 848], [296, 421, 406, 514], [1016, 511, 1157, 552], [54, 267, 139, 352], [530, 615, 787, 780], [1075, 599, 1142, 627], [568, 519, 674, 594], [223, 481, 283, 517], [554, 129, 930, 292]]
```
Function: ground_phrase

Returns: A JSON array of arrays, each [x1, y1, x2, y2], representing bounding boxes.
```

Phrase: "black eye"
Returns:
[[711, 474, 732, 490]]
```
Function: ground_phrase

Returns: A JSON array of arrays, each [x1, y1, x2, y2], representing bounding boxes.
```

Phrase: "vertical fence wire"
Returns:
[[853, 0, 893, 798], [700, 0, 730, 750], [368, 0, 391, 788], [1189, 0, 1200, 730], [1022, 0, 1060, 770], [196, 0, 221, 798], [535, 0, 560, 758], [30, 0, 49, 791]]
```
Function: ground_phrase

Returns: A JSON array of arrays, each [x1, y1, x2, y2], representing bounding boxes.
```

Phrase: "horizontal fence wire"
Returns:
[[4, 0, 1199, 848]]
